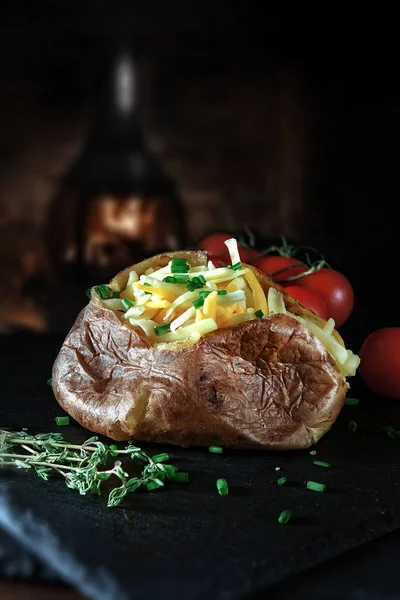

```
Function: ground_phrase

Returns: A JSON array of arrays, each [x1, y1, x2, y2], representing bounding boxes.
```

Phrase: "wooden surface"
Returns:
[[0, 582, 83, 599]]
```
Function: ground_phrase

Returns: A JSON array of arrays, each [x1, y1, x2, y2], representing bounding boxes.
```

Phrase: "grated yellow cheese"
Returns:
[[244, 269, 269, 314], [203, 291, 218, 320]]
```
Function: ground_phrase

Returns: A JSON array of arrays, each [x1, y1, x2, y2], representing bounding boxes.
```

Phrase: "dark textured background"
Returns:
[[0, 4, 399, 333]]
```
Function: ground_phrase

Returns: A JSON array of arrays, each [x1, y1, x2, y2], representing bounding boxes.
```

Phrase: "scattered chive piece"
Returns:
[[154, 322, 171, 336], [209, 446, 224, 454], [55, 416, 70, 426], [384, 425, 400, 439], [47, 378, 53, 387], [216, 478, 229, 496], [186, 280, 196, 292], [198, 275, 207, 285], [122, 298, 134, 309], [307, 480, 327, 493], [199, 291, 211, 299], [278, 509, 292, 525], [109, 444, 119, 457], [192, 276, 201, 287], [174, 274, 189, 283], [193, 297, 205, 309], [255, 309, 264, 318], [348, 420, 357, 432], [163, 276, 177, 283], [172, 472, 189, 483], [217, 290, 227, 295], [344, 397, 360, 406], [145, 480, 164, 491], [94, 284, 113, 299], [163, 465, 177, 480], [171, 264, 189, 274], [112, 291, 121, 299], [171, 258, 187, 266], [230, 262, 242, 271], [313, 460, 332, 468], [86, 288, 92, 299], [277, 476, 287, 486], [152, 453, 170, 464]]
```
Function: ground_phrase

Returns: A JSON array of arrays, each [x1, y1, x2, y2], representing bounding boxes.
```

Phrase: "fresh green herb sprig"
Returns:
[[0, 430, 186, 508]]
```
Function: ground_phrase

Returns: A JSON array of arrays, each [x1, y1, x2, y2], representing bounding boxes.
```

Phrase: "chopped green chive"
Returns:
[[172, 472, 189, 483], [86, 288, 92, 299], [55, 416, 70, 426], [109, 444, 119, 456], [384, 425, 400, 439], [255, 309, 264, 318], [122, 298, 134, 310], [193, 297, 205, 309], [171, 258, 187, 266], [154, 323, 171, 336], [307, 480, 327, 493], [152, 453, 170, 464], [192, 277, 201, 287], [348, 420, 357, 432], [163, 465, 177, 480], [230, 262, 242, 271], [198, 275, 207, 285], [208, 446, 223, 454], [278, 509, 292, 524], [47, 378, 53, 387], [186, 280, 196, 292], [174, 274, 190, 283], [313, 460, 332, 468], [216, 478, 229, 496], [199, 291, 211, 299], [145, 480, 164, 491], [344, 397, 360, 406], [94, 284, 113, 299], [112, 291, 120, 298], [171, 264, 189, 274], [163, 276, 177, 283], [217, 290, 227, 295], [277, 476, 287, 485]]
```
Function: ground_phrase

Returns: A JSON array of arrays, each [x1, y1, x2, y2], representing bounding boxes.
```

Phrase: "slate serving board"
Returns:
[[1, 333, 400, 600]]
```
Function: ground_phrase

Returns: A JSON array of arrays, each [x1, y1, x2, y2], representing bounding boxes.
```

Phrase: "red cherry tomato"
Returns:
[[198, 233, 231, 260], [250, 255, 306, 282], [284, 285, 329, 320], [198, 233, 258, 265], [359, 328, 400, 399], [297, 268, 354, 328], [241, 247, 260, 263]]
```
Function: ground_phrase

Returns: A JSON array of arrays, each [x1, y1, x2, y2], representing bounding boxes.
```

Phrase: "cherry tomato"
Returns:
[[198, 233, 258, 264], [250, 256, 306, 282], [198, 233, 231, 260], [359, 328, 400, 399], [285, 285, 329, 320], [241, 247, 260, 263], [297, 268, 354, 328]]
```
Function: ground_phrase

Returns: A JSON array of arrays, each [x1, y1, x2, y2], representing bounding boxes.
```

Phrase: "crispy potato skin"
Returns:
[[52, 252, 347, 449]]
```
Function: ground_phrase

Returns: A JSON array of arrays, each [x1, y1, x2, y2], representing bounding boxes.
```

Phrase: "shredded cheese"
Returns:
[[97, 238, 359, 380]]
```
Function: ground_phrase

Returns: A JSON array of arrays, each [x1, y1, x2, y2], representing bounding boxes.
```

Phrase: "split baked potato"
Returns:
[[52, 240, 360, 449]]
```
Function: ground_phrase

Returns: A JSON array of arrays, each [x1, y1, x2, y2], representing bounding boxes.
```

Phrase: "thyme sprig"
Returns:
[[0, 430, 186, 507]]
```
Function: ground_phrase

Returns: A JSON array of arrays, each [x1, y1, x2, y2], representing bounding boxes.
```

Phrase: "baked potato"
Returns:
[[52, 239, 360, 449]]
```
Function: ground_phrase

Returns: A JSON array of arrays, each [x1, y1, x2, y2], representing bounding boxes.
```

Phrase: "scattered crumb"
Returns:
[[309, 450, 317, 455], [275, 467, 281, 471], [114, 460, 122, 467], [22, 427, 28, 431]]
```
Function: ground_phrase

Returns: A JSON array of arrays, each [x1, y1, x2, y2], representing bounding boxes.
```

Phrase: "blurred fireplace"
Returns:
[[0, 7, 314, 334]]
